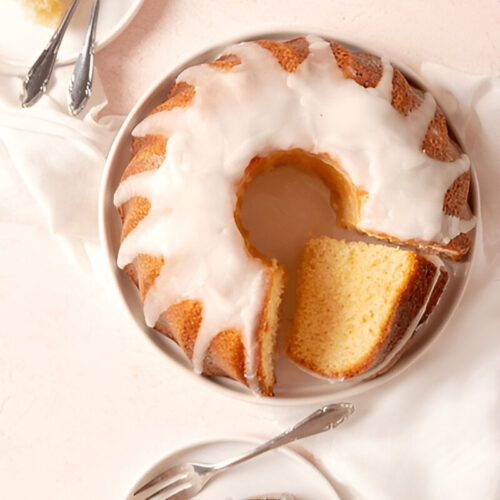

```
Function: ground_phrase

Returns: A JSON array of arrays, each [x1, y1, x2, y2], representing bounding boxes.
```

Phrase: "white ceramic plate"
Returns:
[[99, 29, 479, 407], [0, 0, 143, 74], [127, 438, 339, 500]]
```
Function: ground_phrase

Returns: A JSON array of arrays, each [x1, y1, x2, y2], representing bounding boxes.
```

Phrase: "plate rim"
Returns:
[[0, 0, 144, 73], [125, 435, 340, 500], [98, 27, 481, 407]]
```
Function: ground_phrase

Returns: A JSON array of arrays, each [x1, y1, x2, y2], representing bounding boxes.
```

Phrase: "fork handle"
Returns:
[[21, 0, 80, 107], [212, 402, 354, 472]]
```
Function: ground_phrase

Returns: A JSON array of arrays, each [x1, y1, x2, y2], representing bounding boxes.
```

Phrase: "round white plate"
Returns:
[[0, 0, 143, 74], [127, 438, 339, 500], [99, 29, 479, 407]]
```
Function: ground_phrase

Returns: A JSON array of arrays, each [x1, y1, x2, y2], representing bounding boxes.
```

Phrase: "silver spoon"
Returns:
[[21, 0, 80, 107], [68, 0, 100, 115]]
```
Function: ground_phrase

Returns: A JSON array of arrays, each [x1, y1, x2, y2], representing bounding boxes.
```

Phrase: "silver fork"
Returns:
[[134, 402, 354, 500]]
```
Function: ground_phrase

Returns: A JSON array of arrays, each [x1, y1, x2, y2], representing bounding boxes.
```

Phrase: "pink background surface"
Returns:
[[97, 0, 500, 115], [1, 1, 499, 499]]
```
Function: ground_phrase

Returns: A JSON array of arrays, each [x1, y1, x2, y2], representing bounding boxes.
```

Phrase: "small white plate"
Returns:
[[127, 438, 339, 500], [0, 0, 143, 74], [99, 29, 479, 407]]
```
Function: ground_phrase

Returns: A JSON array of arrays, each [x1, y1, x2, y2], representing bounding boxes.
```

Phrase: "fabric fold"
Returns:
[[0, 63, 123, 269]]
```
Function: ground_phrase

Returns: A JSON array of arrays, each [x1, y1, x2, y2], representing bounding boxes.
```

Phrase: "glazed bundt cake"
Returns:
[[286, 237, 448, 379], [114, 36, 474, 395]]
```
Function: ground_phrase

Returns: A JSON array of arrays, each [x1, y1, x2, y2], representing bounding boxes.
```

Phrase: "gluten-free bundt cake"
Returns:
[[114, 36, 474, 395], [286, 237, 448, 379]]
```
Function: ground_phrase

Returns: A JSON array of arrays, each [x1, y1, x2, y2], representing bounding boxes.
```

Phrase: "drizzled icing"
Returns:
[[114, 36, 472, 390]]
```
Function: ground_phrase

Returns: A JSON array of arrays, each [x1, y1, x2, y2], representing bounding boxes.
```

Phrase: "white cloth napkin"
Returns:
[[0, 64, 122, 272]]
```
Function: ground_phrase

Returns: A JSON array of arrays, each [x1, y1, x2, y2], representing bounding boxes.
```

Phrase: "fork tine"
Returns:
[[134, 464, 190, 496], [163, 486, 199, 500], [143, 476, 191, 500]]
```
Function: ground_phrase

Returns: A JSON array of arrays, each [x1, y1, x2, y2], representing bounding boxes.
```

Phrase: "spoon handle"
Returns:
[[21, 0, 80, 107], [68, 0, 100, 115]]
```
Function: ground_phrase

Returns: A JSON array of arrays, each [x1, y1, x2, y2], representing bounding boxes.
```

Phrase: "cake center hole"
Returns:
[[239, 154, 358, 332]]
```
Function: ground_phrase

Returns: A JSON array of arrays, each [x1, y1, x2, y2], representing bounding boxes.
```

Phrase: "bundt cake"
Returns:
[[114, 36, 474, 395], [286, 237, 448, 379]]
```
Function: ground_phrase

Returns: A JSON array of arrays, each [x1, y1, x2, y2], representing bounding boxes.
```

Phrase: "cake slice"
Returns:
[[286, 237, 447, 379], [17, 0, 72, 28]]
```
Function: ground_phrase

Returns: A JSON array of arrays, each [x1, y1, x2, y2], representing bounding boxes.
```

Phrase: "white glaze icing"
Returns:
[[114, 36, 473, 391]]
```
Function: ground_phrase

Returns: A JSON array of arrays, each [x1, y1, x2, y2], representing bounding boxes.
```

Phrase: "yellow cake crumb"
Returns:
[[286, 237, 438, 379], [17, 0, 72, 29]]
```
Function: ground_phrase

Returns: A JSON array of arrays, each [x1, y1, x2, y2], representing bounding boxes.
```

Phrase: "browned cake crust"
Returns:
[[116, 37, 472, 395], [365, 261, 447, 377], [370, 268, 449, 378]]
